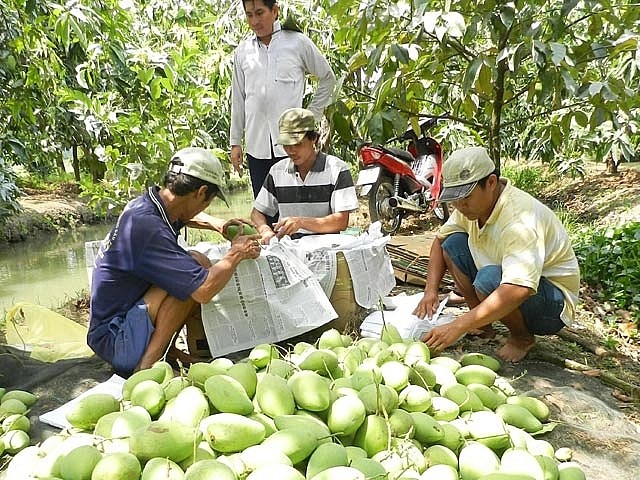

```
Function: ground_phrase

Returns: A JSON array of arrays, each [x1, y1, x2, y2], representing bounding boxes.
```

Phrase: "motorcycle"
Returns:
[[356, 117, 449, 235]]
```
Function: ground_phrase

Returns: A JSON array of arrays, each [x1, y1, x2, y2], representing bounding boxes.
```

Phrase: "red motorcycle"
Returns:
[[356, 117, 449, 235]]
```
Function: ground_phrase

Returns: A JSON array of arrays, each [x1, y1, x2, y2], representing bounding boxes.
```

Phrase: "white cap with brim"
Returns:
[[169, 147, 229, 206], [439, 146, 496, 203]]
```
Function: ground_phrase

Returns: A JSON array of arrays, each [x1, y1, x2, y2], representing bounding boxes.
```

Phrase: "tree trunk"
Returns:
[[489, 59, 507, 169], [606, 153, 618, 174], [72, 146, 81, 182]]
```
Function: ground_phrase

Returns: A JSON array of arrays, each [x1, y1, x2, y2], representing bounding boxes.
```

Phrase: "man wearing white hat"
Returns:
[[88, 147, 261, 376], [413, 146, 580, 362]]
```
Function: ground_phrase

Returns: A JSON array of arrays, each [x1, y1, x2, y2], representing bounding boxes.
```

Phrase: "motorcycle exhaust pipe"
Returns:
[[388, 196, 424, 213]]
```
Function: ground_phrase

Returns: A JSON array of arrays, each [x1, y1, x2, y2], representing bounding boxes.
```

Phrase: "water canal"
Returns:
[[0, 188, 254, 313]]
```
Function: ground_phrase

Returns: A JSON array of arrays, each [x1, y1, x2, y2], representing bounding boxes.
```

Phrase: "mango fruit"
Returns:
[[0, 390, 38, 408], [206, 413, 265, 453], [255, 373, 295, 418], [59, 444, 102, 480], [224, 223, 258, 240], [91, 452, 141, 480], [459, 352, 502, 372], [129, 420, 201, 463], [204, 374, 254, 415], [306, 442, 349, 478], [184, 459, 237, 480], [65, 393, 120, 431], [261, 427, 319, 464], [495, 404, 543, 433], [141, 457, 184, 480], [288, 370, 332, 411]]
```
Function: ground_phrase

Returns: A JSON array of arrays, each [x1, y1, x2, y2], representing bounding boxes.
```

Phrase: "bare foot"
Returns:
[[497, 335, 535, 362], [467, 325, 497, 338], [446, 291, 467, 306]]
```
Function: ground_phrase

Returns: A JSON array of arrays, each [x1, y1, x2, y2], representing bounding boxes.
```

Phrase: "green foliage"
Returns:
[[0, 159, 21, 222], [327, 0, 640, 168], [573, 222, 640, 322], [501, 165, 548, 198], [2, 0, 639, 218]]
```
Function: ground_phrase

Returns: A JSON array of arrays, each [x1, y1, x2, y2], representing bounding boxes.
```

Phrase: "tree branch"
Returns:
[[500, 99, 591, 128]]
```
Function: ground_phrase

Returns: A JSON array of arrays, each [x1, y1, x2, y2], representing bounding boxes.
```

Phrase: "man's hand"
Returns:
[[257, 226, 277, 245], [230, 145, 244, 176], [273, 216, 302, 239], [413, 290, 440, 319], [422, 322, 465, 354], [229, 234, 261, 260]]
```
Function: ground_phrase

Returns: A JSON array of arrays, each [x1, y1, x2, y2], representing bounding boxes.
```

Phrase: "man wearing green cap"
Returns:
[[413, 146, 580, 362], [88, 147, 262, 376], [251, 108, 358, 241]]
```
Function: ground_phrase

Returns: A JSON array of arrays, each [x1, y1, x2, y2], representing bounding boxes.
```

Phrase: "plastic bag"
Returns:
[[5, 302, 94, 363]]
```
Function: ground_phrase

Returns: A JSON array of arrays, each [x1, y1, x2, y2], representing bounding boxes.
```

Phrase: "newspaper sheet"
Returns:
[[360, 293, 458, 341], [278, 224, 396, 308], [193, 225, 396, 357], [194, 242, 338, 358]]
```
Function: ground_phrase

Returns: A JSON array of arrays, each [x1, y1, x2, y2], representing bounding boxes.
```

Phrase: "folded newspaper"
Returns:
[[192, 225, 395, 358], [360, 293, 459, 341]]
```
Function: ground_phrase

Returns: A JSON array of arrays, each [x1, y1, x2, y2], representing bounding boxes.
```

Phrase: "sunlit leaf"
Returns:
[[589, 82, 604, 96], [423, 11, 440, 34], [442, 12, 466, 38], [391, 44, 409, 64], [462, 56, 483, 95], [499, 5, 515, 29], [150, 77, 162, 100], [550, 42, 566, 65]]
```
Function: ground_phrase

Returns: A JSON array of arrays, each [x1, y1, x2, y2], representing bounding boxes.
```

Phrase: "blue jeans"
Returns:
[[441, 232, 565, 335]]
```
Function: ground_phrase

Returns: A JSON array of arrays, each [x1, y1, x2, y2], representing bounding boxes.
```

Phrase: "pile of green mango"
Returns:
[[4, 326, 588, 479], [0, 387, 37, 458]]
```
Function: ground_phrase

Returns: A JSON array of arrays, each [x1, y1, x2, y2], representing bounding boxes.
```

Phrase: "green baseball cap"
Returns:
[[277, 107, 316, 145], [169, 147, 229, 206], [440, 146, 497, 202]]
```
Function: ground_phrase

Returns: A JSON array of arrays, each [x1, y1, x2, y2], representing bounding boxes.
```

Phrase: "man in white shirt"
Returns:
[[230, 0, 337, 200]]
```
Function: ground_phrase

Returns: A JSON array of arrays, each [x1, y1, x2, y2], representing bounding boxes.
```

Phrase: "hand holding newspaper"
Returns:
[[360, 294, 459, 341]]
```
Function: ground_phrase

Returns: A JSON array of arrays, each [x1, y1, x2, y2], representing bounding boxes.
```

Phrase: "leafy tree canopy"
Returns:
[[0, 0, 638, 215]]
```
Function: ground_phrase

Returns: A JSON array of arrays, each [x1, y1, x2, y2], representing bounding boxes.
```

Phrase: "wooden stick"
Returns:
[[531, 349, 640, 402], [557, 328, 612, 357]]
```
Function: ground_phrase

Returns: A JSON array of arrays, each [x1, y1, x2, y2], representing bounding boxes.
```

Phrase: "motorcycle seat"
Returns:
[[380, 146, 415, 164]]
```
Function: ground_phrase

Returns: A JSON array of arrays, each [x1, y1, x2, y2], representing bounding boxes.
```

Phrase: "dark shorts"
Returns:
[[89, 299, 154, 376], [441, 232, 565, 335]]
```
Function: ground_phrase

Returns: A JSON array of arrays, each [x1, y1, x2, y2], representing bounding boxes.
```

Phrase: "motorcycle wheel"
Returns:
[[368, 177, 403, 235], [433, 202, 450, 223]]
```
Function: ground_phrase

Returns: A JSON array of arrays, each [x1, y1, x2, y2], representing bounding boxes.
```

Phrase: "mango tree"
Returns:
[[325, 0, 639, 170]]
